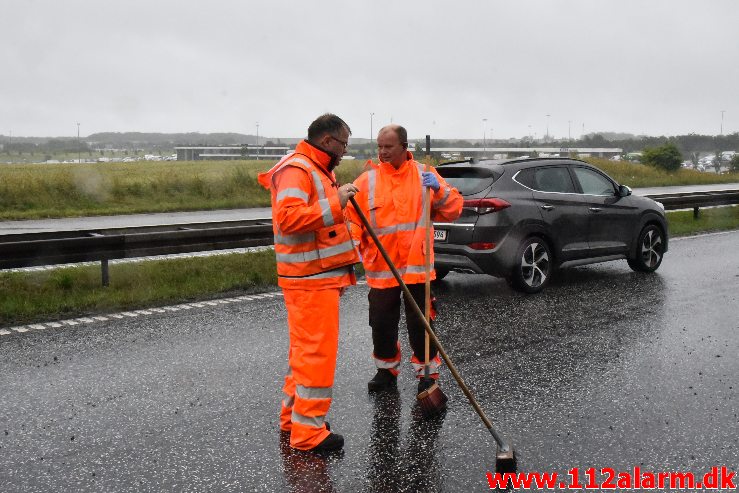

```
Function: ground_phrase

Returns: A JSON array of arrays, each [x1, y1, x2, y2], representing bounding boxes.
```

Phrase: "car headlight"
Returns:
[[655, 201, 665, 211]]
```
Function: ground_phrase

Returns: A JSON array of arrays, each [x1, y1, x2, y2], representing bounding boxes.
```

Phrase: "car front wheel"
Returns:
[[508, 236, 552, 293], [627, 224, 665, 272]]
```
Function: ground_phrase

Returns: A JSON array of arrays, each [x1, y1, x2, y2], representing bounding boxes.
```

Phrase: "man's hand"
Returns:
[[338, 183, 359, 208], [421, 171, 440, 192]]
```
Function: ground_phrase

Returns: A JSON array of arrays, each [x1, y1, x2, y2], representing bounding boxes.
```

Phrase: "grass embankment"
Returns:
[[1, 158, 737, 220], [0, 159, 368, 220], [0, 249, 277, 327], [586, 157, 738, 188]]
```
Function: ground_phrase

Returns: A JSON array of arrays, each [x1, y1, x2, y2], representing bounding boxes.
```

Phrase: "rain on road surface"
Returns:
[[1, 231, 737, 492]]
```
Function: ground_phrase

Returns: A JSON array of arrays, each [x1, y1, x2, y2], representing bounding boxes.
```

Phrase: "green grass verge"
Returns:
[[1, 207, 736, 328], [666, 205, 739, 236], [0, 159, 368, 220], [2, 158, 736, 220], [0, 249, 277, 327]]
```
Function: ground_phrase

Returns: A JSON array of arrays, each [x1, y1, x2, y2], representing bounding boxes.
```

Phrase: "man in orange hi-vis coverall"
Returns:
[[258, 114, 360, 452], [346, 124, 463, 395]]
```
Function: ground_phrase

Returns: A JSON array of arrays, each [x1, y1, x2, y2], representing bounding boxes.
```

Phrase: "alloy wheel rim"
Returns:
[[640, 229, 663, 268], [521, 242, 549, 287]]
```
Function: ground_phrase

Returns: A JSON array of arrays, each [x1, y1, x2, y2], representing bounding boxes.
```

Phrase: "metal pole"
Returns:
[[77, 122, 80, 163], [482, 118, 487, 155], [370, 112, 374, 143], [721, 110, 725, 136], [101, 259, 110, 287], [546, 114, 550, 142], [425, 135, 431, 157]]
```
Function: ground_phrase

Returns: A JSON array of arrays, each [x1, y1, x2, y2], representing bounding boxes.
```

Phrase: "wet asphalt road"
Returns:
[[1, 231, 737, 492]]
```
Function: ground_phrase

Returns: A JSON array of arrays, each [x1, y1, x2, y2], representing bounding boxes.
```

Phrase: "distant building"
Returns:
[[430, 147, 622, 159], [175, 145, 291, 161]]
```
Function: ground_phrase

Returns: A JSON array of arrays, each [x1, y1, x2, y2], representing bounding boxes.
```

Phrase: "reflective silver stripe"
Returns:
[[282, 395, 295, 408], [276, 187, 309, 203], [296, 385, 333, 400], [275, 231, 315, 246], [319, 198, 335, 227], [319, 240, 355, 258], [365, 264, 426, 279], [433, 186, 451, 207], [311, 171, 327, 200], [412, 360, 440, 373], [279, 266, 352, 280], [291, 410, 325, 428], [367, 170, 377, 228], [290, 157, 315, 170], [276, 250, 320, 263], [374, 357, 400, 370], [374, 222, 417, 236], [275, 240, 354, 264]]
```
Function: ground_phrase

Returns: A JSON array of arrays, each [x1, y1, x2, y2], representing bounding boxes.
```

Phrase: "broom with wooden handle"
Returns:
[[345, 186, 516, 470], [416, 164, 448, 417]]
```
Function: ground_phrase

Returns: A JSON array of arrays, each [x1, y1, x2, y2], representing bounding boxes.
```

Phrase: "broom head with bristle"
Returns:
[[417, 380, 448, 418]]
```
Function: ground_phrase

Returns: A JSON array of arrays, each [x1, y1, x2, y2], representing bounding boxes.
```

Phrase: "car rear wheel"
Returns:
[[508, 236, 552, 293], [627, 224, 665, 272]]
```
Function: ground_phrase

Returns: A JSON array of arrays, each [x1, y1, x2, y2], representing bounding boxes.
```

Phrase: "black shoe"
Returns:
[[368, 369, 397, 392], [417, 377, 436, 394], [312, 432, 344, 452]]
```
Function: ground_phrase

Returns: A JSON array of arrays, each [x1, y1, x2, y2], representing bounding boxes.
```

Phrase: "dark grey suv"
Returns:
[[433, 157, 668, 293]]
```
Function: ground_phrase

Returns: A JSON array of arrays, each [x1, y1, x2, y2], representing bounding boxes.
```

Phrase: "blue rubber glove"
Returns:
[[421, 171, 440, 192]]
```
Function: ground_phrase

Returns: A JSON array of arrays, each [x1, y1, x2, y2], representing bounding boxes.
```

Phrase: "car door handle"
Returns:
[[540, 205, 554, 211], [589, 207, 602, 213]]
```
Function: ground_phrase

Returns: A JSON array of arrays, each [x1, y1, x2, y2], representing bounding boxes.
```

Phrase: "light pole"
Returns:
[[568, 120, 571, 142], [76, 122, 80, 163], [528, 125, 532, 142], [545, 114, 550, 142], [720, 110, 725, 135], [370, 112, 375, 143], [482, 118, 487, 155], [255, 122, 259, 146]]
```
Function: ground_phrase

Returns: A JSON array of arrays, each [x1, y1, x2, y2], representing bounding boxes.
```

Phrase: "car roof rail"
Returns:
[[438, 157, 476, 166]]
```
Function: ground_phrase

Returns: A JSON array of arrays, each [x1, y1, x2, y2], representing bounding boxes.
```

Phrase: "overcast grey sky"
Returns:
[[2, 0, 737, 140]]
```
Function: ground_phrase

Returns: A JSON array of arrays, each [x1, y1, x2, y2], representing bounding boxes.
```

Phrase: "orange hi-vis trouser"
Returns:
[[280, 287, 340, 450]]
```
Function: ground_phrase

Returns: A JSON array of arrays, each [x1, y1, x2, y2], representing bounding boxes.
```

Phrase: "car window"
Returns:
[[436, 167, 499, 195], [518, 167, 576, 193], [572, 167, 615, 195]]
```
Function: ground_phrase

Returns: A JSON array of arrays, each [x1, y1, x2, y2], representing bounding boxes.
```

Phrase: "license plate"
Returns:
[[434, 229, 447, 241]]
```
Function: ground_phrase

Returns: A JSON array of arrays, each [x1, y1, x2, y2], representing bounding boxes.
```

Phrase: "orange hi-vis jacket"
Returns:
[[347, 151, 463, 288], [258, 140, 360, 289]]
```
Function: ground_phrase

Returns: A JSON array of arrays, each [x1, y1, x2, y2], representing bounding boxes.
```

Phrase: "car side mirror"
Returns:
[[618, 185, 632, 197]]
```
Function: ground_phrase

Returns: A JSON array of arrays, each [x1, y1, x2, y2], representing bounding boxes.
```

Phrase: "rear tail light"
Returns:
[[469, 242, 496, 250], [462, 198, 511, 214]]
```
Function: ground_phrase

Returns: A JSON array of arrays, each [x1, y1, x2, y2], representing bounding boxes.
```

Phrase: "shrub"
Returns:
[[641, 142, 682, 172]]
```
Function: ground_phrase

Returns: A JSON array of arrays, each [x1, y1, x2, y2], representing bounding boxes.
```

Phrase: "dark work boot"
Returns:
[[312, 432, 344, 452], [368, 369, 397, 392]]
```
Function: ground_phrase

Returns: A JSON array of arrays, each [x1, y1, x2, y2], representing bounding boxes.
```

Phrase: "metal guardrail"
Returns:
[[0, 190, 737, 285], [0, 219, 274, 286], [644, 189, 739, 217]]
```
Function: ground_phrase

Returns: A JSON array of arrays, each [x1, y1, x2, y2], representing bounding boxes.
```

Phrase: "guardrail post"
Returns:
[[101, 259, 110, 287], [693, 207, 700, 219]]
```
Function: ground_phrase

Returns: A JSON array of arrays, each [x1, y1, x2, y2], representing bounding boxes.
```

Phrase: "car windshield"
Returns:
[[437, 167, 500, 195]]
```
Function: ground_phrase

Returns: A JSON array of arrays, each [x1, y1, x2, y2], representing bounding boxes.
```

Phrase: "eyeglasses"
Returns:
[[329, 136, 349, 149]]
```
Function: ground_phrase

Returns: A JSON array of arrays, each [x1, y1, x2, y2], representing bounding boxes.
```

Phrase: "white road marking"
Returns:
[[1, 290, 284, 337]]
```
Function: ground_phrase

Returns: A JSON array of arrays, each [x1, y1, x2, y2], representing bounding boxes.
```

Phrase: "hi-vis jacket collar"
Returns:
[[258, 140, 333, 190]]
